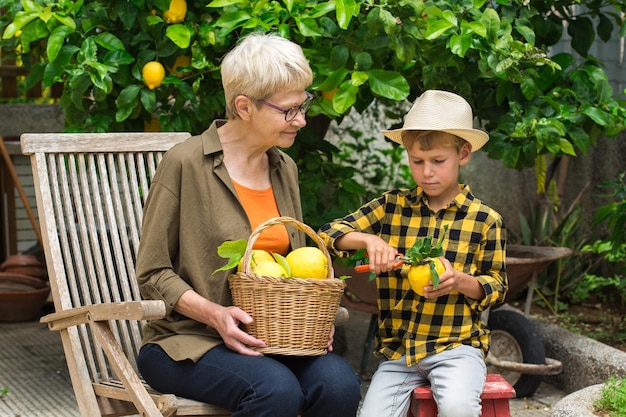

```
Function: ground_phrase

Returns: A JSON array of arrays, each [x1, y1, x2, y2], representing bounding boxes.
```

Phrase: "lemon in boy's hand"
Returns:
[[408, 258, 445, 296], [286, 247, 328, 279], [237, 249, 274, 272], [253, 261, 288, 277], [142, 61, 165, 90]]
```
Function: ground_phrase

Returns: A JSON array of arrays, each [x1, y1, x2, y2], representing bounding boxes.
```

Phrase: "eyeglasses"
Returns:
[[257, 92, 314, 122]]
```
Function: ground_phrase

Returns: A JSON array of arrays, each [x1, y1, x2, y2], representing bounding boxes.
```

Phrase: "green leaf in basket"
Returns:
[[213, 239, 247, 274], [272, 252, 292, 278]]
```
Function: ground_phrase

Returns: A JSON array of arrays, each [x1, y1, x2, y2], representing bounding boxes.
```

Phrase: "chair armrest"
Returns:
[[40, 300, 166, 331]]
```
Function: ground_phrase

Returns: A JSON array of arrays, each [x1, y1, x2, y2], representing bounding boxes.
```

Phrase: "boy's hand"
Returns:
[[422, 257, 486, 300], [422, 256, 457, 298], [364, 236, 399, 274]]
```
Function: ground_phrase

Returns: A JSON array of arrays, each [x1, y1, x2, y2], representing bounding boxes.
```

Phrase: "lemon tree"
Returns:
[[286, 247, 328, 280], [2, 0, 625, 230]]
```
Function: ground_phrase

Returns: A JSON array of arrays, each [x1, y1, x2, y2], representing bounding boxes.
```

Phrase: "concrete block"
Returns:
[[532, 317, 626, 393]]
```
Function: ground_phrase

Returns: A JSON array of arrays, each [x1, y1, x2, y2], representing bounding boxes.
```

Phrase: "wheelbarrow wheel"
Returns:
[[487, 309, 545, 398]]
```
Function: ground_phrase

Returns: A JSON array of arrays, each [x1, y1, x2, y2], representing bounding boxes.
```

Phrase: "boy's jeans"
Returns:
[[359, 345, 486, 417]]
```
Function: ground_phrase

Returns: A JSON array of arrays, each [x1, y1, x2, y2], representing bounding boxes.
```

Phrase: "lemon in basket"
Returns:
[[237, 249, 274, 272], [286, 247, 328, 279], [253, 260, 289, 277]]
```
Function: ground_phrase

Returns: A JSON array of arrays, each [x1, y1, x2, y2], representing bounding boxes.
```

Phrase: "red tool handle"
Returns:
[[354, 256, 404, 273]]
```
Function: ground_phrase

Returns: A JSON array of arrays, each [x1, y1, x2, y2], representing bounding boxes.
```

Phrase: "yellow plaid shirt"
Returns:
[[319, 184, 507, 367]]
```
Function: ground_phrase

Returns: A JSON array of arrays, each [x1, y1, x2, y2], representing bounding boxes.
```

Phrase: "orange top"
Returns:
[[233, 181, 290, 255]]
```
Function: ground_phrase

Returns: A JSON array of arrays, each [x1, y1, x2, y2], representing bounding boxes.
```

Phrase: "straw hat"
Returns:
[[382, 90, 489, 152]]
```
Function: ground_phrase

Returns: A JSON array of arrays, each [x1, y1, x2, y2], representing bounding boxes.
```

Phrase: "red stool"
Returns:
[[408, 374, 516, 417]]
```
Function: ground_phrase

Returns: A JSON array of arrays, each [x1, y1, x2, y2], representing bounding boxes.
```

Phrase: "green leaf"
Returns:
[[47, 25, 73, 62], [2, 12, 38, 38], [213, 239, 248, 273], [558, 138, 576, 156], [429, 260, 440, 289], [166, 24, 193, 49], [567, 17, 594, 57], [515, 23, 535, 45], [116, 0, 138, 29], [117, 84, 141, 107], [316, 68, 349, 91], [330, 44, 349, 69], [335, 0, 357, 29], [425, 19, 455, 40], [341, 177, 366, 194], [207, 0, 242, 6], [582, 105, 610, 126], [449, 33, 471, 57], [53, 13, 77, 30], [354, 52, 372, 71], [140, 89, 157, 113], [95, 32, 125, 51], [334, 249, 368, 268], [596, 14, 613, 43], [332, 82, 358, 114], [217, 239, 248, 259], [103, 49, 134, 66], [366, 70, 409, 100], [350, 70, 368, 87], [480, 8, 500, 40], [272, 253, 292, 278], [295, 17, 324, 37], [115, 85, 141, 122], [520, 78, 536, 100]]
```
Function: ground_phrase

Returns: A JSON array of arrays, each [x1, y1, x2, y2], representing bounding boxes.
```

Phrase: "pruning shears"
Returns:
[[354, 253, 406, 273]]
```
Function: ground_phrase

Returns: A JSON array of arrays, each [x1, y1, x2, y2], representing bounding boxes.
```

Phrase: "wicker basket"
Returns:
[[228, 216, 346, 356]]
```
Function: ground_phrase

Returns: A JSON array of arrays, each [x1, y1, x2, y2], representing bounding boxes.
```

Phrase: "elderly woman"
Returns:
[[135, 33, 361, 417]]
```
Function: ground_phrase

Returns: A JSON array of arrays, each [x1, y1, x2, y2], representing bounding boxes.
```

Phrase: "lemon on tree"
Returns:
[[163, 0, 187, 24], [168, 55, 191, 78], [286, 247, 328, 279], [142, 61, 165, 90]]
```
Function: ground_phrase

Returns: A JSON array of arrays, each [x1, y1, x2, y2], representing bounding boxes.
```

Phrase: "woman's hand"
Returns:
[[175, 290, 266, 356], [213, 305, 267, 356], [327, 325, 336, 352]]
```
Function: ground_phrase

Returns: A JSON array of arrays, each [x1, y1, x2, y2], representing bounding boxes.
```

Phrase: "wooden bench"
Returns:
[[408, 373, 516, 417]]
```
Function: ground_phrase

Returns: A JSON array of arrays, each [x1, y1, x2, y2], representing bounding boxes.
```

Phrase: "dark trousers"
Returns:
[[138, 343, 361, 417]]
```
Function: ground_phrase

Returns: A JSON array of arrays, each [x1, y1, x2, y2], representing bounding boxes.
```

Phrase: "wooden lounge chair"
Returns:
[[22, 132, 232, 416]]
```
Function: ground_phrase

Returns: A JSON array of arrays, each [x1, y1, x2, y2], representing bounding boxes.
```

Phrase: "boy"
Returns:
[[319, 90, 507, 417]]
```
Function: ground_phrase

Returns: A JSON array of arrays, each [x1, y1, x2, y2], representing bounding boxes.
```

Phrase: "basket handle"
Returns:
[[241, 216, 335, 279]]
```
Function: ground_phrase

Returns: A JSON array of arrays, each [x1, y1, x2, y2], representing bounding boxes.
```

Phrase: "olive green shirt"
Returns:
[[136, 120, 305, 362]]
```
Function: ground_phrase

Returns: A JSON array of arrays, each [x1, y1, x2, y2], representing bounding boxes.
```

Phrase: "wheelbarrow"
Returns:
[[486, 244, 571, 397], [335, 244, 572, 398]]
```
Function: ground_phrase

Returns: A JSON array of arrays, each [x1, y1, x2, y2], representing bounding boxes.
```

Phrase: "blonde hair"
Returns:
[[221, 32, 313, 119], [401, 131, 467, 152]]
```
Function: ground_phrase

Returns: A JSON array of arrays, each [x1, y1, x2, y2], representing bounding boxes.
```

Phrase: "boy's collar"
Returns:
[[415, 184, 473, 211]]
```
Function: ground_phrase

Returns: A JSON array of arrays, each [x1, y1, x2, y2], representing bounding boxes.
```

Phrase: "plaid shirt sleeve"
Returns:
[[319, 185, 507, 367]]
